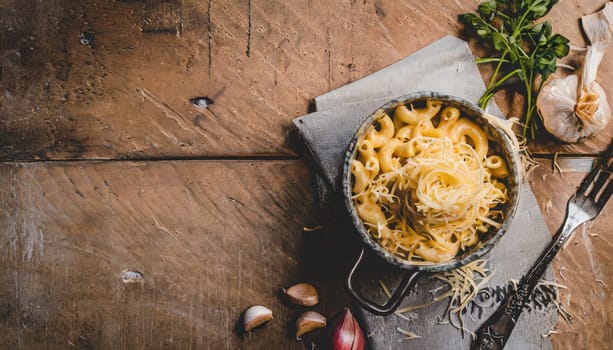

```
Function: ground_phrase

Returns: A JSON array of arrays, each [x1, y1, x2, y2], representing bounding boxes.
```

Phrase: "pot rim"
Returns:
[[341, 91, 522, 273]]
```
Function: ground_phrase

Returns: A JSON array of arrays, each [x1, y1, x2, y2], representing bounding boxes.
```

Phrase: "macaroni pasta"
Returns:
[[351, 99, 509, 263]]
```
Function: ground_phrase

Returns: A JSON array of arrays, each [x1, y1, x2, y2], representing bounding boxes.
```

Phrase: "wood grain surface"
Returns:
[[1, 0, 612, 349], [1, 0, 611, 160], [0, 159, 609, 349], [0, 160, 351, 349]]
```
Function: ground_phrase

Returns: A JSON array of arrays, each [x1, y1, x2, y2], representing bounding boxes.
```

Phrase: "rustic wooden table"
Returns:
[[0, 1, 611, 349]]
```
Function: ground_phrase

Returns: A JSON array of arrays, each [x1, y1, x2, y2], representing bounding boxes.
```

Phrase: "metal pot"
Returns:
[[342, 92, 521, 315]]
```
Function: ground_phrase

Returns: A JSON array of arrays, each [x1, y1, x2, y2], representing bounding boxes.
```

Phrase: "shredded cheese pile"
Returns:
[[432, 259, 493, 336], [355, 136, 507, 263], [385, 260, 572, 342], [385, 259, 493, 341]]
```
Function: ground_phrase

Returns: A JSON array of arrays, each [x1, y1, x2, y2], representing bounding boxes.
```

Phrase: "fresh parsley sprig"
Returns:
[[460, 0, 569, 139]]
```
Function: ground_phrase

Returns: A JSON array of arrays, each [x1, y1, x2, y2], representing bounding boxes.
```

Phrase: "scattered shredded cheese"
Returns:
[[302, 225, 323, 232], [396, 327, 421, 340], [556, 63, 576, 71], [396, 290, 453, 314], [552, 152, 562, 174], [535, 279, 568, 290], [537, 280, 573, 325], [429, 284, 445, 296], [569, 44, 588, 51], [378, 280, 392, 298], [394, 311, 414, 323], [482, 113, 538, 180], [556, 302, 574, 325], [595, 279, 607, 286], [387, 259, 577, 343], [541, 329, 562, 338], [435, 315, 449, 325], [558, 266, 567, 281], [394, 259, 493, 338], [434, 260, 493, 337], [377, 280, 423, 339]]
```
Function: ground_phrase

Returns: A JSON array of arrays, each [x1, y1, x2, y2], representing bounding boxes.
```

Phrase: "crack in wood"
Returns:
[[226, 196, 246, 207], [137, 87, 200, 137], [141, 28, 179, 35], [246, 0, 252, 57], [208, 0, 213, 77], [0, 155, 299, 163], [178, 0, 183, 35]]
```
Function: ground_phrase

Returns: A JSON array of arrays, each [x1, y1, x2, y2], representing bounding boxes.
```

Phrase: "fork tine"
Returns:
[[587, 160, 613, 198], [596, 178, 613, 208], [577, 146, 613, 196]]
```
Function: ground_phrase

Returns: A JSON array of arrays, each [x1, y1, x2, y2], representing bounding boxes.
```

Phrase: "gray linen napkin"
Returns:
[[293, 35, 557, 349]]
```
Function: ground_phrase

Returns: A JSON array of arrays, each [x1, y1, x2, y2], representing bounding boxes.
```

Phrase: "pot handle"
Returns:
[[346, 248, 423, 316]]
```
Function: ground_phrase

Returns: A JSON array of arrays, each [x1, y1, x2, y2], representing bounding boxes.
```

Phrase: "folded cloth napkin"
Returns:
[[293, 35, 557, 349]]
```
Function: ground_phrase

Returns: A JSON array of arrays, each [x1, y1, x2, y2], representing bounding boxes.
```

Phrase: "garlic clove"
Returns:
[[331, 308, 365, 350], [295, 311, 327, 338], [283, 283, 319, 307], [243, 305, 273, 332]]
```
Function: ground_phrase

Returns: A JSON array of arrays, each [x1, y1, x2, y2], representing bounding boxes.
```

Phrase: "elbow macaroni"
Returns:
[[351, 160, 370, 194], [448, 118, 488, 161], [357, 139, 380, 179], [394, 99, 442, 125], [378, 138, 401, 173], [351, 99, 510, 264], [365, 112, 395, 148]]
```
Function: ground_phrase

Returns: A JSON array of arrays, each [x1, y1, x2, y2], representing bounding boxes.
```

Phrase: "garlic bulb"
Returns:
[[537, 3, 613, 142]]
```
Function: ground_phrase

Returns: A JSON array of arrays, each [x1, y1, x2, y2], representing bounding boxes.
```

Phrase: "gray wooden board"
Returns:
[[293, 35, 557, 349]]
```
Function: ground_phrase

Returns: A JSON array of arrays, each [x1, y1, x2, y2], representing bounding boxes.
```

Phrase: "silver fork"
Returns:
[[472, 145, 613, 350]]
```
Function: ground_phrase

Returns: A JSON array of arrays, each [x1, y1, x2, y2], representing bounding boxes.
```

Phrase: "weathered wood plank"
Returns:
[[528, 160, 612, 350], [0, 160, 359, 349], [0, 161, 613, 349], [0, 159, 610, 349], [2, 0, 608, 160]]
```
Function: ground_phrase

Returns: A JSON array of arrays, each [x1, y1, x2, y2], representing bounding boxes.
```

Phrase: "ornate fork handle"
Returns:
[[471, 216, 581, 350], [473, 146, 612, 350]]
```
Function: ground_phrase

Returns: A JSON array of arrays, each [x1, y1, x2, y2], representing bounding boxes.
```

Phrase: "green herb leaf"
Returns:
[[491, 32, 508, 51], [459, 13, 493, 38], [536, 51, 557, 79], [475, 57, 510, 64], [525, 0, 558, 20], [539, 22, 552, 43], [549, 34, 570, 57], [478, 0, 498, 20], [459, 13, 481, 27], [459, 0, 569, 139], [530, 4, 549, 18]]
